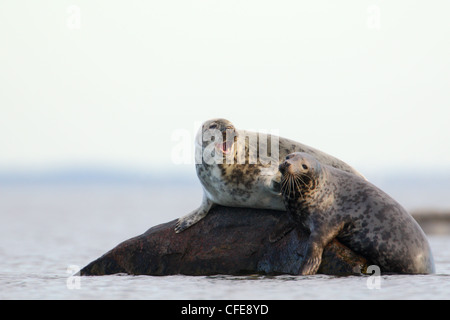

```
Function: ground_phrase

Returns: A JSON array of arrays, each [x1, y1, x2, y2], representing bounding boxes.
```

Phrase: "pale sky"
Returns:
[[1, 1, 449, 175]]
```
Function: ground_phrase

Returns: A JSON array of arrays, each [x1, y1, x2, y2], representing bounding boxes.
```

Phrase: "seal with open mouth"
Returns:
[[278, 152, 435, 275], [175, 118, 365, 233]]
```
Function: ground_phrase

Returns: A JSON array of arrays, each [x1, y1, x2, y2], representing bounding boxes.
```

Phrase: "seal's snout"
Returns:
[[279, 161, 291, 174]]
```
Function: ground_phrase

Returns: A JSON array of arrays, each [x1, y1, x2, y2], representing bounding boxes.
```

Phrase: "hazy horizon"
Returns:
[[1, 163, 449, 212]]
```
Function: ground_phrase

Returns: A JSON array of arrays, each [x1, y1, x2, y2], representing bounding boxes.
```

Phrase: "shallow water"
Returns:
[[1, 185, 449, 300]]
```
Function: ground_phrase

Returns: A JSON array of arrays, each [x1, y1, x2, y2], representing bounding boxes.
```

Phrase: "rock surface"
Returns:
[[80, 206, 368, 276]]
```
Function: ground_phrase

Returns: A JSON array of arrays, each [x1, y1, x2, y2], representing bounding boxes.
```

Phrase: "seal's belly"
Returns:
[[210, 185, 284, 210], [198, 164, 285, 211]]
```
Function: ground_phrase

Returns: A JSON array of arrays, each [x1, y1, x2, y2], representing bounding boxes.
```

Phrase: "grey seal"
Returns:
[[175, 118, 365, 233], [278, 152, 435, 275]]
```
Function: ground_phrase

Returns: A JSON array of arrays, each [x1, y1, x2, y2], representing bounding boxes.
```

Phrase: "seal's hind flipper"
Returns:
[[269, 215, 296, 243]]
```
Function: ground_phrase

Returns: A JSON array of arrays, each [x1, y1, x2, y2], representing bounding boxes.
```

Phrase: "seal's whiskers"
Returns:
[[281, 173, 306, 200], [293, 176, 305, 201], [280, 175, 290, 196]]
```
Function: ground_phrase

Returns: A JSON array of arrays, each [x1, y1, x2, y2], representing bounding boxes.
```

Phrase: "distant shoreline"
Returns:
[[412, 211, 450, 235], [0, 171, 449, 235]]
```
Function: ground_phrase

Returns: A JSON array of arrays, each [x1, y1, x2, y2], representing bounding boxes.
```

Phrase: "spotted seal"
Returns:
[[174, 118, 365, 233], [278, 152, 435, 275]]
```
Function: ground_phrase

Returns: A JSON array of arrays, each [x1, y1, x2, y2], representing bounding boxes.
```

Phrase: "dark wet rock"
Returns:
[[80, 206, 368, 276]]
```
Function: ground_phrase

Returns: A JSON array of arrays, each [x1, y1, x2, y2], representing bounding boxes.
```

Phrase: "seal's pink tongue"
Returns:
[[218, 141, 232, 154]]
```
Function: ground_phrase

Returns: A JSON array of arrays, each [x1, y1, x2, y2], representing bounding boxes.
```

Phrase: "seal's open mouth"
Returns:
[[216, 140, 233, 154]]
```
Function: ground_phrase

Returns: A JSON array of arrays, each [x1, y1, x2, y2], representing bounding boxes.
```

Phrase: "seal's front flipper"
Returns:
[[269, 215, 296, 243], [267, 173, 282, 195], [300, 256, 322, 275], [299, 238, 324, 275], [175, 196, 215, 233], [174, 209, 206, 233]]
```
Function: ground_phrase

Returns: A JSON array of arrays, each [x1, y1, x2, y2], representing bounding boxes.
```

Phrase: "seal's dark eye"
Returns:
[[302, 164, 308, 170], [209, 124, 217, 129]]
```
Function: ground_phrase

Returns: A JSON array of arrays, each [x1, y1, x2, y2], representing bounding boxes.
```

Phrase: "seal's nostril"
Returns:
[[279, 161, 291, 173]]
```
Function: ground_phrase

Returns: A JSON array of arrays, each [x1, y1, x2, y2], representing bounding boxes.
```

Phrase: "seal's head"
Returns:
[[197, 118, 238, 163], [279, 152, 321, 200]]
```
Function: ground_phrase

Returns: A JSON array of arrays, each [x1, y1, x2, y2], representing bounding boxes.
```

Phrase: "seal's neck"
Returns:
[[305, 168, 336, 213]]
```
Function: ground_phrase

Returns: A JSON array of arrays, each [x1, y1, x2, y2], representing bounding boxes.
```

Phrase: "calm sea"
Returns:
[[1, 184, 449, 300]]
